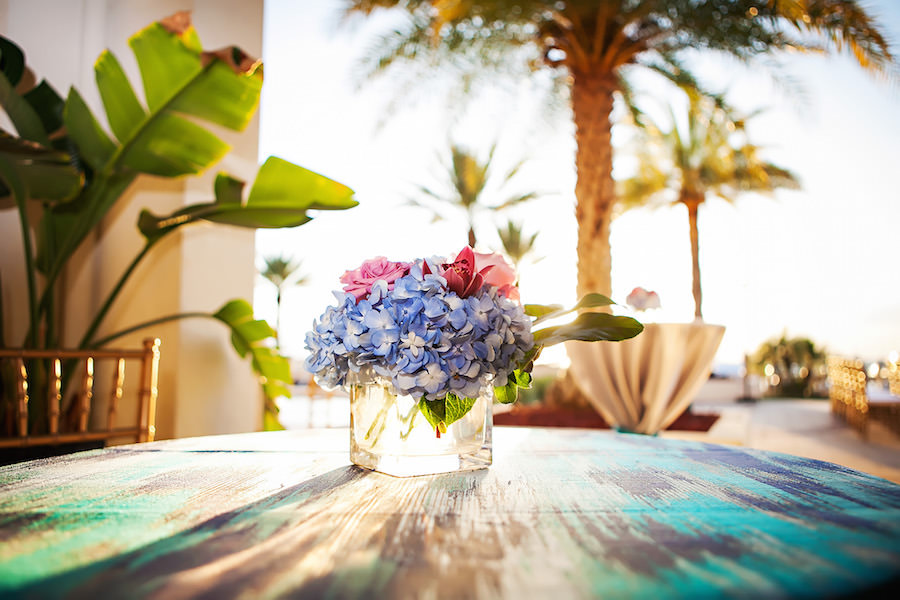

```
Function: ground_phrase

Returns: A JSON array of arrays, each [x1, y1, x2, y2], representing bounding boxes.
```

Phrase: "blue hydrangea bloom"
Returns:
[[304, 258, 534, 401]]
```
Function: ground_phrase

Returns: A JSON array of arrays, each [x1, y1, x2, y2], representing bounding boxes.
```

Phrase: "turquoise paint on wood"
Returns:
[[1, 428, 898, 598]]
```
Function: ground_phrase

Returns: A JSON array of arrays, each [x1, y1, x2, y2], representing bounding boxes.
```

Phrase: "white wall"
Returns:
[[0, 0, 265, 438]]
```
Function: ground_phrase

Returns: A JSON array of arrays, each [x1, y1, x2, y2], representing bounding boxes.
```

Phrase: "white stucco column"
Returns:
[[0, 0, 265, 439]]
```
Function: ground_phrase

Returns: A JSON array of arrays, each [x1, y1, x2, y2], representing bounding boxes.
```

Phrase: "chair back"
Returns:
[[826, 356, 868, 436], [0, 338, 160, 448], [888, 360, 900, 397]]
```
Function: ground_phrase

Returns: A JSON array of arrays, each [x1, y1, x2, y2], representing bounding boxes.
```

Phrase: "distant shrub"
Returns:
[[748, 334, 827, 398], [514, 374, 558, 405]]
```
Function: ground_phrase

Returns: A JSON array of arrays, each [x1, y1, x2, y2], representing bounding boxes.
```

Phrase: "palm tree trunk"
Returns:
[[571, 71, 618, 299], [684, 196, 703, 320]]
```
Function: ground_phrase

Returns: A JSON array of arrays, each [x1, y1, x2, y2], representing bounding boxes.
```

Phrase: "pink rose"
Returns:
[[626, 287, 661, 311], [474, 251, 519, 300], [340, 257, 411, 301]]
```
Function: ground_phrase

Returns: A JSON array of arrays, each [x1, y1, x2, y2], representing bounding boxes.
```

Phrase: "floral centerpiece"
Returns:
[[306, 247, 642, 476]]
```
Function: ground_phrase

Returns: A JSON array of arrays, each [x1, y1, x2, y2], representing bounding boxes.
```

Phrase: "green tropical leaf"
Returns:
[[527, 293, 616, 325], [263, 404, 287, 431], [138, 156, 356, 242], [119, 111, 230, 176], [63, 87, 116, 171], [247, 157, 357, 210], [36, 173, 135, 275], [533, 312, 643, 346], [523, 303, 563, 318], [0, 36, 26, 86], [0, 129, 82, 207], [44, 16, 266, 279], [169, 58, 262, 131], [129, 22, 206, 112], [214, 172, 245, 204], [22, 81, 64, 137], [213, 299, 292, 401], [0, 70, 49, 145], [95, 50, 146, 143]]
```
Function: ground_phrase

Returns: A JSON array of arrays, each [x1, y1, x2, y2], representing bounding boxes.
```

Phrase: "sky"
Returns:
[[254, 0, 900, 370]]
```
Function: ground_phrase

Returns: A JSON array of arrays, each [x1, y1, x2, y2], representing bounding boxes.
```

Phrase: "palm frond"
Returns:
[[497, 219, 541, 268]]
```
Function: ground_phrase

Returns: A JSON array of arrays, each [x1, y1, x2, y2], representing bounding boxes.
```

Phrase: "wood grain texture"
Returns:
[[1, 428, 899, 599]]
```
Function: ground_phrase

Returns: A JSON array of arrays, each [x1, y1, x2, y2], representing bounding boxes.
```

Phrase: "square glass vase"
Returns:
[[348, 371, 492, 477]]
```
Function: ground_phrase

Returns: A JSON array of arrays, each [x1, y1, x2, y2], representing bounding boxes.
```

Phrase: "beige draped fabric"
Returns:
[[566, 323, 725, 435]]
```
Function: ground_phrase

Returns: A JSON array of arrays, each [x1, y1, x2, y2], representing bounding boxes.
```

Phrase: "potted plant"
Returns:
[[0, 12, 357, 443]]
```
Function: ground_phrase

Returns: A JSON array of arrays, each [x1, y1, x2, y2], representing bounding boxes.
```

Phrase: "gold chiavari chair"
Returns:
[[870, 358, 900, 439], [0, 338, 160, 450], [826, 356, 868, 437], [888, 360, 900, 397]]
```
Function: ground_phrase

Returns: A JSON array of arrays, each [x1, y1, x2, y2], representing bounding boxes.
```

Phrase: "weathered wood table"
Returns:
[[2, 428, 899, 598]]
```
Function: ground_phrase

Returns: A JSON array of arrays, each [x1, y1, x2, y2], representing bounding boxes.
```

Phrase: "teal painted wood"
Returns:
[[1, 428, 899, 599]]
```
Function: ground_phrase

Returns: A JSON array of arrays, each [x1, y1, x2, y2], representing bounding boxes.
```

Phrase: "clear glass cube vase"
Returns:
[[347, 370, 492, 477]]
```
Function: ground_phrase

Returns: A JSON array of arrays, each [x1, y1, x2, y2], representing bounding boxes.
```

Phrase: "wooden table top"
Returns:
[[2, 427, 899, 599]]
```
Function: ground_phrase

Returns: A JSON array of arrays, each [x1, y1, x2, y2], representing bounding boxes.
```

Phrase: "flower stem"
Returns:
[[399, 407, 418, 440], [364, 387, 392, 441]]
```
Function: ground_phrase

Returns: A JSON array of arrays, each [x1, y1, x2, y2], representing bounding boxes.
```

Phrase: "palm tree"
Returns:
[[617, 93, 800, 319], [497, 219, 540, 272], [409, 142, 539, 247], [346, 0, 893, 298], [260, 255, 309, 340]]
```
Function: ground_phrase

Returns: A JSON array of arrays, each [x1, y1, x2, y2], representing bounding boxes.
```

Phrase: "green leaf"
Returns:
[[528, 293, 617, 325], [573, 293, 616, 310], [0, 70, 49, 145], [214, 173, 244, 204], [493, 378, 518, 404], [533, 312, 644, 346], [0, 36, 26, 87], [39, 16, 266, 292], [213, 299, 291, 401], [169, 59, 262, 131], [64, 87, 116, 171], [263, 406, 286, 431], [119, 111, 230, 176], [513, 369, 532, 388], [95, 50, 146, 143], [138, 157, 357, 242], [191, 206, 314, 229], [129, 22, 204, 112], [444, 393, 476, 425], [35, 173, 134, 275], [248, 156, 357, 210], [418, 399, 445, 433], [22, 80, 64, 136], [418, 393, 477, 432], [493, 369, 532, 405], [0, 129, 82, 207], [524, 303, 563, 318]]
